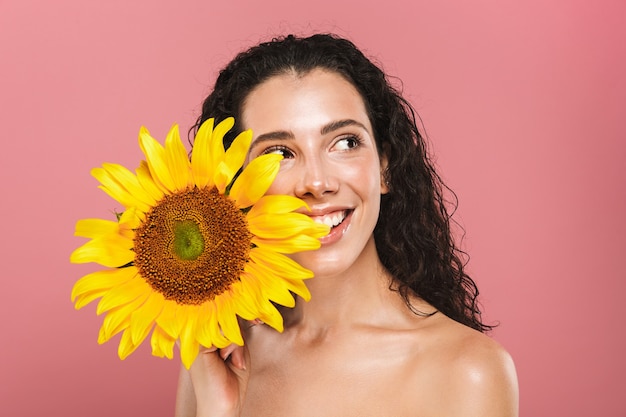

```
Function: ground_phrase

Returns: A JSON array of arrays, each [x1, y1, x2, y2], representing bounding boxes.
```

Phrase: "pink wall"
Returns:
[[1, 0, 624, 415]]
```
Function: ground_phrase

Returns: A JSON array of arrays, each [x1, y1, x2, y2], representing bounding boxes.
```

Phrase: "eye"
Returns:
[[261, 145, 295, 159], [333, 135, 362, 151]]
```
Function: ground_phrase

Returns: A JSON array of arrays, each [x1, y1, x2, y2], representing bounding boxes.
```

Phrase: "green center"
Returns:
[[173, 220, 205, 260]]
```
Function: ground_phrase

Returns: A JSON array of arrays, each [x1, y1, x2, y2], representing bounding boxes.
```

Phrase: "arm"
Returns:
[[175, 365, 198, 417]]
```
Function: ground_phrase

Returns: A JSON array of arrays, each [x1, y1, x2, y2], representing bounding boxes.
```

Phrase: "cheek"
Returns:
[[264, 169, 294, 196], [346, 160, 383, 192]]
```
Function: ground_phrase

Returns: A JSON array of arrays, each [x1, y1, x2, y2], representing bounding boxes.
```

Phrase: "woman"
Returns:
[[176, 33, 518, 417]]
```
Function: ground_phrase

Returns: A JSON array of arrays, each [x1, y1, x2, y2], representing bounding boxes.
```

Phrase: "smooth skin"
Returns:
[[176, 69, 519, 417]]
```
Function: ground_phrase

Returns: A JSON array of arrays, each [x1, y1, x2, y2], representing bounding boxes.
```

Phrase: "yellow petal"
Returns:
[[92, 167, 151, 212], [75, 289, 109, 310], [221, 129, 253, 183], [194, 304, 214, 348], [247, 194, 309, 218], [136, 160, 165, 202], [129, 291, 165, 345], [244, 257, 311, 302], [117, 207, 144, 238], [98, 292, 149, 343], [74, 210, 141, 241], [208, 118, 234, 171], [213, 161, 234, 194], [281, 277, 311, 301], [215, 295, 244, 346], [236, 271, 285, 331], [164, 124, 192, 191], [70, 236, 134, 267], [178, 305, 200, 369], [96, 276, 150, 314], [151, 326, 176, 359], [74, 218, 120, 239], [138, 126, 176, 192], [251, 234, 322, 254], [257, 299, 284, 332], [244, 262, 295, 307], [71, 267, 137, 302], [196, 303, 230, 349], [229, 280, 262, 321], [99, 319, 128, 344], [229, 154, 282, 208], [224, 129, 252, 165], [248, 212, 326, 239], [247, 249, 314, 303], [190, 118, 216, 189], [155, 302, 183, 339], [118, 328, 140, 360], [250, 248, 315, 279], [102, 162, 157, 208], [209, 118, 238, 192]]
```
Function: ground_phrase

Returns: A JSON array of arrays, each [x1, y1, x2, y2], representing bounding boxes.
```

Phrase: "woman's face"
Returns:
[[242, 69, 387, 277]]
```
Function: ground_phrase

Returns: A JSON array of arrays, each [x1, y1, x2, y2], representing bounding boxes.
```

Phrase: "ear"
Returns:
[[380, 152, 389, 195]]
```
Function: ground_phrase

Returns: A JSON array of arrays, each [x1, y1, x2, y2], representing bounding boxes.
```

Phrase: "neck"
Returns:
[[281, 238, 398, 331]]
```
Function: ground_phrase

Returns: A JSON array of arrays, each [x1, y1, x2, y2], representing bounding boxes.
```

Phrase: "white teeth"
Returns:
[[313, 211, 347, 228]]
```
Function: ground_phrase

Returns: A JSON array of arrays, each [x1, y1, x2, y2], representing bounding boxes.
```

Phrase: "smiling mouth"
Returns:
[[312, 210, 349, 229]]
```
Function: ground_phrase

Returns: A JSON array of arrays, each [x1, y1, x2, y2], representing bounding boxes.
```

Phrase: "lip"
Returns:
[[312, 209, 353, 245]]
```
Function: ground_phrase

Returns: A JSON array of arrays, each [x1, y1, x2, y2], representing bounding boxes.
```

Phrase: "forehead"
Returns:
[[241, 69, 372, 134]]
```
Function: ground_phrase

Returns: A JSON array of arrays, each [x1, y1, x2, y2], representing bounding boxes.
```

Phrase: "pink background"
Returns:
[[1, 0, 624, 415]]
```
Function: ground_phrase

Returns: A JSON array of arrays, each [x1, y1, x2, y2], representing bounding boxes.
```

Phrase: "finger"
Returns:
[[219, 344, 247, 370], [219, 344, 237, 360], [228, 346, 247, 370]]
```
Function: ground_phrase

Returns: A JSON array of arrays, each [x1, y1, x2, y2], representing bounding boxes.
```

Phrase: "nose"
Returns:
[[294, 155, 339, 199]]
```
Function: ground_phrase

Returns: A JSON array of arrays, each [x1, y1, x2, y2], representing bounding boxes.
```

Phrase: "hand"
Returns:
[[188, 344, 250, 417], [175, 322, 260, 417]]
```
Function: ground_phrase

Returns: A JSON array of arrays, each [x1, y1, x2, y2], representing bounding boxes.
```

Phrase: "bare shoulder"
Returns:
[[406, 313, 519, 417], [446, 323, 518, 416]]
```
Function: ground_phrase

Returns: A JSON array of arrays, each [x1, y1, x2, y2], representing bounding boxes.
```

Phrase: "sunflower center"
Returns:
[[173, 220, 205, 260], [133, 186, 252, 305]]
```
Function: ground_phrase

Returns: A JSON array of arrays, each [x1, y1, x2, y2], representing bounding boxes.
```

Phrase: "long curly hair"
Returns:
[[191, 33, 492, 332]]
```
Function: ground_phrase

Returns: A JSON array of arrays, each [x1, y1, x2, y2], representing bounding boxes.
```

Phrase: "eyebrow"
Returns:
[[321, 119, 369, 135], [250, 118, 370, 151]]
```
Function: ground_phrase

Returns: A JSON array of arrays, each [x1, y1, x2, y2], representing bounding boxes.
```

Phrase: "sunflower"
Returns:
[[70, 117, 329, 369]]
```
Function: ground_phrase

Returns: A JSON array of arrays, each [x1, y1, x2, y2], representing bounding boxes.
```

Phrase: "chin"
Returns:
[[290, 249, 355, 279]]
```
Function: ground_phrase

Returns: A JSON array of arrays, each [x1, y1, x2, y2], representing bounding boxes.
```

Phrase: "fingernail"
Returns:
[[232, 350, 246, 370]]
